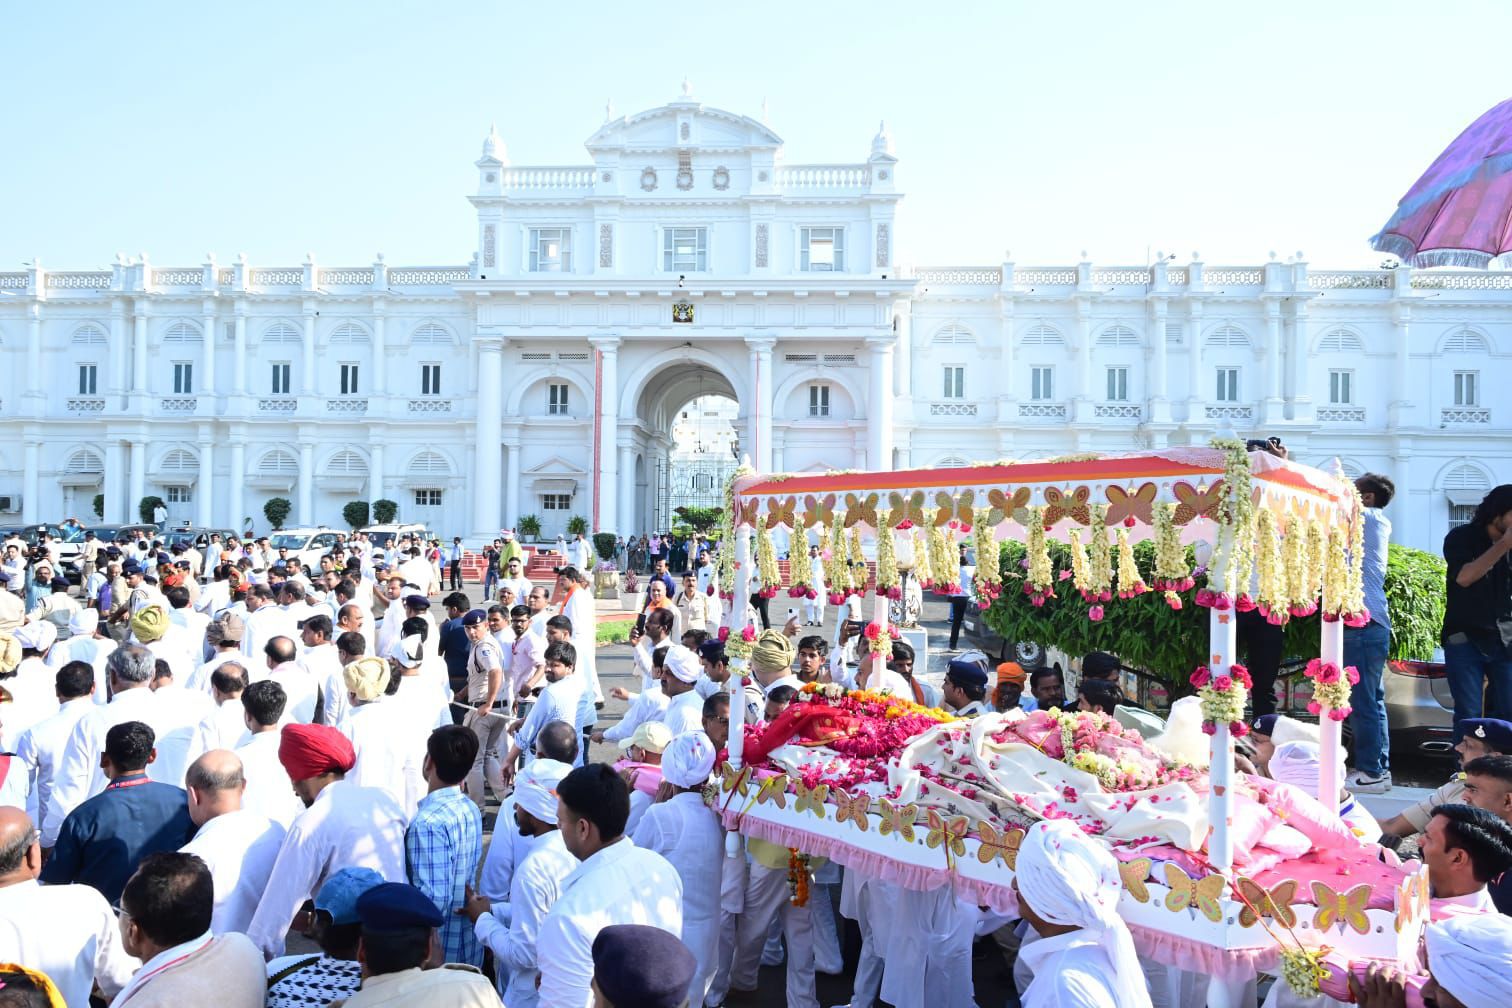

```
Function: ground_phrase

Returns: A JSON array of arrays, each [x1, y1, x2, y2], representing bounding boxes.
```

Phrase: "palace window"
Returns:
[[165, 486, 193, 504], [339, 363, 360, 396], [547, 383, 569, 415], [420, 363, 441, 396], [271, 362, 292, 396], [942, 365, 965, 399], [663, 227, 708, 271], [172, 362, 193, 395], [542, 493, 572, 510], [1455, 370, 1479, 407], [78, 363, 97, 395], [808, 384, 831, 417], [1105, 366, 1129, 402], [414, 489, 442, 507], [801, 227, 845, 271], [1328, 369, 1353, 405], [1450, 504, 1476, 529], [529, 228, 572, 272], [1215, 367, 1240, 402], [1030, 366, 1054, 401]]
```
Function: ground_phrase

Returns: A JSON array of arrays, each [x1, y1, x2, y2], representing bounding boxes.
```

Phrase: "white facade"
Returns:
[[0, 88, 1509, 551]]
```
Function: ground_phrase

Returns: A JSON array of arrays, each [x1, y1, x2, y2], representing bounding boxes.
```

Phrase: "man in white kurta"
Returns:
[[631, 730, 723, 1006], [14, 663, 95, 848], [536, 763, 683, 1008], [505, 641, 585, 776], [179, 750, 285, 935], [340, 656, 426, 818], [233, 680, 304, 829], [559, 568, 602, 709], [658, 645, 707, 737], [804, 544, 827, 625]]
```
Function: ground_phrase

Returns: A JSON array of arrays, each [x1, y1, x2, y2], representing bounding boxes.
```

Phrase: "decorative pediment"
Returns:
[[586, 103, 782, 152]]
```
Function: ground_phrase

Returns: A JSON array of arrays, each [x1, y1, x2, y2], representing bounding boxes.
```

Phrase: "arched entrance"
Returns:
[[628, 360, 739, 534]]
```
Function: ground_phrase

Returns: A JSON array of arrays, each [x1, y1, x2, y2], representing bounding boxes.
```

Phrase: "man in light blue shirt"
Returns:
[[1346, 473, 1394, 793]]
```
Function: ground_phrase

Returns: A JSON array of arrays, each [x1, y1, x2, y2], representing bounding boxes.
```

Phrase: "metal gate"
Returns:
[[653, 457, 736, 533]]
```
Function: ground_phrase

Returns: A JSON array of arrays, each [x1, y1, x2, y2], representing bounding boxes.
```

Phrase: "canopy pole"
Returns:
[[1318, 613, 1344, 815], [725, 519, 753, 859], [1208, 604, 1237, 872]]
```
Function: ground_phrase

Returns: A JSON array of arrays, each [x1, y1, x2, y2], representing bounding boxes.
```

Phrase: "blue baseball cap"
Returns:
[[313, 867, 384, 926]]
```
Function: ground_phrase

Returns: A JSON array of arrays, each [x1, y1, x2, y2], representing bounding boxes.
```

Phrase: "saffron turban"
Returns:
[[1426, 913, 1512, 1003], [661, 730, 717, 788], [14, 621, 56, 652], [130, 605, 168, 644], [515, 758, 572, 824], [279, 723, 356, 782], [1014, 819, 1154, 1008], [996, 662, 1027, 686], [749, 629, 794, 677], [343, 656, 391, 702], [663, 645, 702, 684]]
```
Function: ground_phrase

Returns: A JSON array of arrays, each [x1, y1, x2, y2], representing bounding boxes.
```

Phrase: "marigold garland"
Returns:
[[1304, 659, 1358, 720], [787, 848, 811, 906], [1190, 663, 1252, 736], [972, 520, 1001, 608], [874, 508, 901, 600], [754, 520, 782, 599], [1024, 505, 1055, 607], [1115, 527, 1148, 599]]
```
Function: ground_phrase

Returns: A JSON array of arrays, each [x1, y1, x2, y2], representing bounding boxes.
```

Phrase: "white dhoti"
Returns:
[[728, 861, 819, 1008]]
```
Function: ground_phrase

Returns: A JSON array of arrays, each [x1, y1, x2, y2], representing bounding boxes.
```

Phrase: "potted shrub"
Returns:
[[263, 497, 292, 531], [342, 500, 370, 529], [517, 514, 542, 542], [372, 499, 399, 524], [593, 559, 621, 599], [619, 568, 643, 612]]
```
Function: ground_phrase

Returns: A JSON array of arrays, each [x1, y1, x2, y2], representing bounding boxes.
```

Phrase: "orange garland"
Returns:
[[787, 848, 811, 906]]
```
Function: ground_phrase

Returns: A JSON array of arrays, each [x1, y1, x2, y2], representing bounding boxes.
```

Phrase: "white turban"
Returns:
[[1272, 715, 1320, 747], [14, 621, 55, 652], [662, 730, 717, 788], [68, 608, 99, 638], [1014, 820, 1153, 1008], [1268, 740, 1344, 795], [385, 633, 423, 669], [1148, 696, 1210, 768], [664, 644, 701, 684], [515, 758, 572, 825], [1426, 914, 1512, 1003]]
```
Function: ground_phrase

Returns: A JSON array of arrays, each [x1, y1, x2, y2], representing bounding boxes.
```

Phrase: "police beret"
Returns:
[[1464, 718, 1512, 754], [403, 594, 431, 610], [945, 659, 989, 689], [49, 577, 70, 591], [122, 561, 144, 575], [461, 608, 487, 627], [591, 924, 696, 1008], [355, 882, 444, 931]]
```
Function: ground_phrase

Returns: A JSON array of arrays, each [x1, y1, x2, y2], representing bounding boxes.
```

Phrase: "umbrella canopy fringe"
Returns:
[[1369, 232, 1419, 260], [1411, 248, 1494, 269]]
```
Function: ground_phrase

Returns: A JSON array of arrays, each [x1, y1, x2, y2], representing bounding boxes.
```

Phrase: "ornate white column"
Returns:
[[771, 428, 786, 473], [132, 304, 149, 395], [128, 440, 146, 517], [372, 300, 387, 400], [233, 303, 248, 397], [1262, 298, 1284, 424], [22, 441, 40, 524], [617, 442, 635, 540], [744, 336, 775, 472], [503, 433, 521, 530], [104, 440, 125, 523], [196, 435, 214, 527], [893, 302, 912, 398], [1186, 301, 1205, 423], [25, 305, 42, 414], [300, 305, 317, 395], [1389, 302, 1411, 428], [591, 335, 620, 533], [228, 437, 245, 531], [1074, 297, 1094, 423], [369, 440, 386, 510], [1149, 299, 1171, 423], [297, 439, 315, 526], [867, 335, 895, 470], [473, 332, 504, 536], [200, 305, 217, 398], [109, 299, 128, 400]]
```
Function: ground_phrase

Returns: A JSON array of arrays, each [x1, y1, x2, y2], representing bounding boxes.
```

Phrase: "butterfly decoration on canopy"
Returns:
[[888, 490, 928, 527], [755, 773, 790, 809], [1162, 864, 1225, 923], [1118, 858, 1153, 903], [793, 780, 830, 819], [1394, 871, 1430, 934], [924, 809, 970, 859], [833, 789, 871, 831], [764, 496, 797, 530], [719, 763, 752, 798], [931, 492, 958, 525], [878, 798, 918, 842], [842, 493, 879, 529], [987, 487, 1032, 525], [1311, 882, 1371, 935], [1234, 878, 1298, 928], [805, 494, 838, 527], [1042, 486, 1093, 527], [1172, 481, 1225, 525], [1105, 483, 1158, 527], [735, 498, 762, 528], [975, 823, 1024, 868]]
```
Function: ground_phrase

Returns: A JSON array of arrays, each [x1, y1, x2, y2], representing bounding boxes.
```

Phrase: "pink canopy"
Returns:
[[1372, 97, 1512, 268]]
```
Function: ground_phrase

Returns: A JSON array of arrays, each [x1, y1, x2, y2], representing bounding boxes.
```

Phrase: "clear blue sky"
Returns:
[[5, 1, 1511, 270]]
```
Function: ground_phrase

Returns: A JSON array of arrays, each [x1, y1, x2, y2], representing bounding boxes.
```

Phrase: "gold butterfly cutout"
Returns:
[[878, 798, 918, 842], [805, 494, 837, 528], [735, 499, 761, 528], [1311, 882, 1371, 935], [1105, 483, 1158, 527], [833, 789, 871, 831], [987, 487, 1032, 524], [952, 490, 977, 529], [764, 496, 797, 530], [924, 808, 969, 858], [755, 773, 790, 809], [976, 823, 1024, 868], [1172, 481, 1225, 525], [1162, 864, 1226, 923], [720, 763, 753, 798], [888, 491, 927, 527], [842, 493, 879, 529], [1235, 878, 1298, 928], [1043, 486, 1093, 527], [794, 780, 830, 819], [931, 492, 957, 526], [1119, 857, 1153, 903]]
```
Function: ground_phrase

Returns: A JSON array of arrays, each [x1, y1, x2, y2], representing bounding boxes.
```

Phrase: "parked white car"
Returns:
[[266, 527, 345, 571]]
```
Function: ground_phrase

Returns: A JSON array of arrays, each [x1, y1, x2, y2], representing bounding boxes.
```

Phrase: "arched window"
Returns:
[[1020, 324, 1064, 346], [263, 322, 301, 344], [933, 324, 975, 345], [936, 455, 970, 468], [1440, 329, 1490, 354], [64, 449, 104, 475], [329, 322, 369, 345], [159, 449, 198, 474], [327, 450, 368, 474], [259, 449, 298, 475], [162, 322, 201, 344], [1317, 328, 1365, 354], [1443, 462, 1491, 528], [1444, 463, 1489, 492], [412, 323, 451, 346], [409, 451, 451, 477], [1206, 324, 1250, 348], [1097, 325, 1139, 347], [72, 324, 107, 346]]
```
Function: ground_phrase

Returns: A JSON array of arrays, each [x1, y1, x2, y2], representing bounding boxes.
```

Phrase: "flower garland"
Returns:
[[1023, 505, 1055, 607], [721, 622, 758, 661], [787, 849, 811, 906], [1340, 479, 1369, 626], [787, 510, 815, 600], [826, 511, 851, 604], [862, 619, 899, 663], [1151, 502, 1194, 610], [1320, 527, 1349, 624], [1278, 948, 1329, 998], [1302, 519, 1326, 615], [1189, 663, 1252, 736], [926, 511, 959, 593], [1283, 518, 1318, 618], [874, 508, 901, 599], [1304, 659, 1358, 720], [972, 520, 1001, 608], [1089, 508, 1114, 601], [849, 526, 866, 593], [1203, 439, 1256, 610], [754, 520, 782, 599], [1253, 507, 1288, 625], [1068, 528, 1091, 596], [913, 526, 934, 589], [715, 464, 753, 601], [1114, 527, 1148, 599]]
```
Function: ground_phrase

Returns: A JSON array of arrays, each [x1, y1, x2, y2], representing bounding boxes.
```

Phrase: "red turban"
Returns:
[[279, 723, 356, 782]]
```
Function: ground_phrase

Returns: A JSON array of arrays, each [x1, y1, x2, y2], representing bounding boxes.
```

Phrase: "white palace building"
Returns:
[[1, 85, 1509, 550]]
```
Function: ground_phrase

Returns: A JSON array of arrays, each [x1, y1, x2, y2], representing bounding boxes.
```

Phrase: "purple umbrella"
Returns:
[[1372, 97, 1512, 268]]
